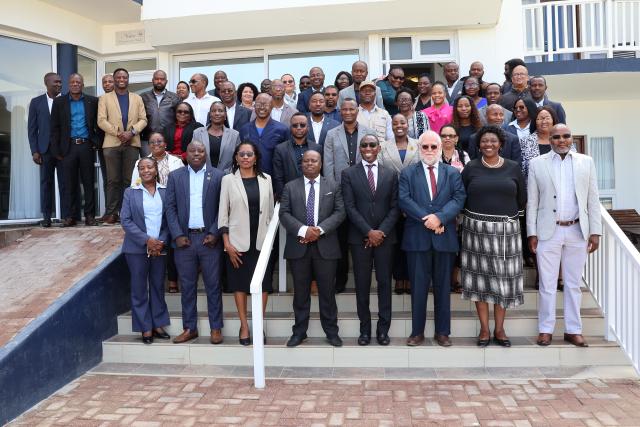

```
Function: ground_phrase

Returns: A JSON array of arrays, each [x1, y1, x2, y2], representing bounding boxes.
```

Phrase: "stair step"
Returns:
[[102, 334, 628, 368]]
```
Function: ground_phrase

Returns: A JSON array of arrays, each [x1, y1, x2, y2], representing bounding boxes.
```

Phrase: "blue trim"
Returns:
[[526, 58, 640, 76], [0, 251, 130, 424]]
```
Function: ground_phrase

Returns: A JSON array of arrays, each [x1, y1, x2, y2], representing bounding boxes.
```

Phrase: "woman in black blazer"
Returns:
[[163, 101, 203, 162]]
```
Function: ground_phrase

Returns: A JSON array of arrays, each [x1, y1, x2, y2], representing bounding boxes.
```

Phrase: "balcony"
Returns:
[[523, 0, 640, 62]]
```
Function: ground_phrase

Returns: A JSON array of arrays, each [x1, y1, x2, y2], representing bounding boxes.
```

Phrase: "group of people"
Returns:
[[28, 56, 601, 350]]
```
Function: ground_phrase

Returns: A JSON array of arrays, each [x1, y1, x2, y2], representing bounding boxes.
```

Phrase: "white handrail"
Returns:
[[249, 202, 282, 389], [583, 205, 640, 375]]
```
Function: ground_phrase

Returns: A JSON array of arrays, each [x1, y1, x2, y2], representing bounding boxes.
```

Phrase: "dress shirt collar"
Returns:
[[311, 114, 325, 124], [421, 160, 439, 171], [188, 164, 207, 174], [68, 93, 84, 101], [550, 150, 574, 161], [509, 119, 530, 130], [362, 159, 378, 168], [304, 175, 320, 185], [153, 89, 166, 96], [131, 181, 166, 191], [358, 104, 379, 114]]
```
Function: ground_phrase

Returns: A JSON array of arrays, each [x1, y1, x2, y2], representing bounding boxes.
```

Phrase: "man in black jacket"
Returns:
[[140, 70, 179, 156]]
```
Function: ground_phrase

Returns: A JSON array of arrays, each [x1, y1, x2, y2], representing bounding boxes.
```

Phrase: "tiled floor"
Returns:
[[10, 371, 640, 426]]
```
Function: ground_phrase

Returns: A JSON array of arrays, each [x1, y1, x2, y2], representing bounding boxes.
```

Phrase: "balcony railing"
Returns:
[[523, 0, 640, 61]]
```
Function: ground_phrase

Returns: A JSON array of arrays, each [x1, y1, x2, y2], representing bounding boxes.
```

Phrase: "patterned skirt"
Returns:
[[460, 210, 524, 309]]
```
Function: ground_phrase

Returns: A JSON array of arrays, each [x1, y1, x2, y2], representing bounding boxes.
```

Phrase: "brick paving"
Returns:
[[10, 373, 640, 426], [0, 226, 123, 347]]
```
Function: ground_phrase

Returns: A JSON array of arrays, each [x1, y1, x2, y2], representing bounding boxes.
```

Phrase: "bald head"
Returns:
[[485, 104, 505, 125]]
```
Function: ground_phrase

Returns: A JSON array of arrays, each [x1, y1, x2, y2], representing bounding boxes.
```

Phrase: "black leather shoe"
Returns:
[[40, 218, 52, 228], [62, 217, 77, 227], [142, 333, 153, 345], [357, 334, 371, 346], [153, 329, 170, 340], [477, 337, 490, 347], [376, 333, 390, 346], [239, 328, 251, 346], [326, 335, 343, 347], [493, 336, 512, 347], [286, 334, 307, 347]]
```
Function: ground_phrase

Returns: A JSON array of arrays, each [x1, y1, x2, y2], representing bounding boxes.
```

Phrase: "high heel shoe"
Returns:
[[142, 332, 153, 345], [239, 328, 251, 346], [493, 335, 512, 347]]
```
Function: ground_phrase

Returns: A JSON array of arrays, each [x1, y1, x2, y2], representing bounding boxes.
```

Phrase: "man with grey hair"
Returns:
[[185, 72, 220, 125], [398, 130, 466, 347]]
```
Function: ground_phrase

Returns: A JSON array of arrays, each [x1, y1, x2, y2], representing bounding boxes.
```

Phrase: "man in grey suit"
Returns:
[[338, 61, 383, 108], [307, 92, 339, 147], [444, 62, 464, 104], [141, 70, 180, 157], [280, 150, 346, 347], [527, 124, 601, 348], [478, 83, 512, 126]]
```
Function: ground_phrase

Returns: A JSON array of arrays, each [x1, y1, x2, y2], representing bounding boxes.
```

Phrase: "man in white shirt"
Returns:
[[219, 81, 251, 131], [185, 73, 220, 126], [356, 81, 393, 143], [444, 62, 463, 104], [307, 92, 339, 146]]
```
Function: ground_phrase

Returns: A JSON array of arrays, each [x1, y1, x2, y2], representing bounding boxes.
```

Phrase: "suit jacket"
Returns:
[[97, 91, 148, 148], [250, 103, 297, 127], [446, 79, 464, 104], [239, 118, 290, 176], [163, 121, 204, 154], [341, 163, 399, 245], [378, 138, 421, 175], [296, 87, 324, 113], [192, 126, 241, 173], [323, 123, 374, 183], [50, 93, 100, 157], [526, 151, 601, 241], [279, 176, 346, 259], [272, 139, 322, 198], [229, 103, 252, 131], [398, 162, 466, 252], [140, 89, 180, 140], [542, 98, 567, 124], [467, 129, 522, 165], [27, 93, 54, 154], [338, 84, 384, 109], [306, 115, 340, 147], [120, 185, 169, 254], [165, 165, 225, 243], [218, 171, 274, 252]]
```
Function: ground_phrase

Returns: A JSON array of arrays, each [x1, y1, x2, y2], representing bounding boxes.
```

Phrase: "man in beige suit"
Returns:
[[527, 123, 601, 348], [98, 68, 147, 224]]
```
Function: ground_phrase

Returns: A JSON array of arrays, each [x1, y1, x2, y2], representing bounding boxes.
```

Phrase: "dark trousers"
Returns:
[[125, 253, 170, 333], [39, 150, 69, 219], [392, 216, 409, 281], [336, 221, 349, 290], [103, 145, 139, 216], [173, 232, 223, 331], [407, 250, 454, 336], [167, 246, 178, 282], [289, 243, 339, 338], [61, 142, 95, 217], [97, 149, 108, 209], [351, 241, 393, 336]]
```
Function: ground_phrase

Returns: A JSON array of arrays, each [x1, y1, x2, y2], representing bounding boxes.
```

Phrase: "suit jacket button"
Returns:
[[553, 209, 556, 212], [553, 196, 556, 198]]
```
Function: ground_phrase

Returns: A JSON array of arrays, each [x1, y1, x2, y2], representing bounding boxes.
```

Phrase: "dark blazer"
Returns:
[[239, 118, 290, 176], [230, 103, 252, 131], [445, 80, 464, 104], [341, 163, 399, 245], [542, 98, 567, 124], [398, 162, 466, 252], [272, 139, 322, 199], [141, 90, 180, 140], [49, 93, 100, 157], [467, 129, 523, 165], [120, 186, 169, 254], [306, 115, 340, 147], [165, 166, 224, 243], [296, 87, 322, 113], [163, 121, 204, 154], [27, 94, 53, 154], [279, 176, 346, 260]]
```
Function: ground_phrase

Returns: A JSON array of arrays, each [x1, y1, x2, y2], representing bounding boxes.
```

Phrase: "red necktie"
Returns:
[[366, 164, 376, 195], [428, 166, 437, 199]]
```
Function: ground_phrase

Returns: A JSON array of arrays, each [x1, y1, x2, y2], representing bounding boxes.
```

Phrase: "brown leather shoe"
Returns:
[[434, 334, 452, 347], [173, 329, 198, 343], [537, 333, 552, 346], [406, 334, 425, 346], [62, 217, 77, 227], [210, 329, 223, 345], [100, 214, 118, 225], [84, 215, 97, 226], [310, 280, 318, 296], [564, 333, 588, 347]]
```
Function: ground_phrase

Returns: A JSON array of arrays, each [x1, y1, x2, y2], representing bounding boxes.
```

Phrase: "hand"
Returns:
[[422, 214, 442, 231], [203, 233, 218, 248], [146, 238, 164, 256], [528, 236, 538, 254], [304, 226, 321, 243], [587, 235, 600, 253], [225, 243, 243, 268], [32, 152, 42, 165], [434, 225, 445, 235], [366, 230, 385, 247], [175, 236, 191, 248]]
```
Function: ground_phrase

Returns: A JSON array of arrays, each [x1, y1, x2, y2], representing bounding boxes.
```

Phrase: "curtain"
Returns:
[[590, 136, 615, 191]]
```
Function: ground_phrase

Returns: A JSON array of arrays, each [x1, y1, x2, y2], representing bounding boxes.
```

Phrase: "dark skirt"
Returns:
[[225, 247, 273, 293]]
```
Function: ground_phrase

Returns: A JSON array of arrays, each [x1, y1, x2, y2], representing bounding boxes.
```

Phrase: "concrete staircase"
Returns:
[[102, 269, 630, 370]]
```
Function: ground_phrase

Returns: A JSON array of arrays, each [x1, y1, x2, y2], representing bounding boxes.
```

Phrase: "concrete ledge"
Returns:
[[527, 58, 640, 76]]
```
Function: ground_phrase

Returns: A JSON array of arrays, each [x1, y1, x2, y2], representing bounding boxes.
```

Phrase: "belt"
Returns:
[[188, 227, 206, 233], [70, 137, 89, 144], [556, 218, 579, 226]]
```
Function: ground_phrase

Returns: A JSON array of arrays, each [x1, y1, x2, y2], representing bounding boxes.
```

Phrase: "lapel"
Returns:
[[287, 141, 301, 174], [181, 168, 190, 221], [319, 120, 330, 144], [318, 177, 327, 221], [202, 167, 212, 208], [109, 92, 123, 124], [404, 138, 419, 166], [257, 175, 268, 210], [416, 163, 432, 202], [355, 162, 374, 201], [543, 153, 559, 194], [83, 95, 94, 130], [385, 141, 403, 172], [232, 170, 249, 208], [63, 95, 71, 123], [433, 165, 448, 203], [338, 125, 350, 159], [158, 187, 166, 215], [133, 189, 146, 232], [297, 177, 308, 218], [220, 127, 233, 158]]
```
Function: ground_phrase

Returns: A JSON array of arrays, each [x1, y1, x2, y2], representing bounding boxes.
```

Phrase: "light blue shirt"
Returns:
[[188, 165, 206, 228], [141, 184, 163, 240]]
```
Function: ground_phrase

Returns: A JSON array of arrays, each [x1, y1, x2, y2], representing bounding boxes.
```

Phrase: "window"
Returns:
[[419, 40, 451, 56], [179, 57, 264, 89], [78, 54, 97, 96], [105, 58, 157, 74], [590, 137, 615, 190], [268, 50, 359, 86], [388, 37, 412, 60]]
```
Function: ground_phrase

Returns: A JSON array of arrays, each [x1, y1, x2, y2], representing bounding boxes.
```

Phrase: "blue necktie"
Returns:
[[306, 180, 315, 226]]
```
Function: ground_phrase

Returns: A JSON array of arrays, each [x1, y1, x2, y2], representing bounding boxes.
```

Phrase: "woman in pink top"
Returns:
[[422, 81, 453, 134]]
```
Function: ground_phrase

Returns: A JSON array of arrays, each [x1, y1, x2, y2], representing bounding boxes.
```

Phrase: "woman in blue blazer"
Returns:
[[121, 157, 170, 344]]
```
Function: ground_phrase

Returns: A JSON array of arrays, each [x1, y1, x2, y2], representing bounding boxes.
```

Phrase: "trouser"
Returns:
[[103, 145, 139, 216], [40, 150, 72, 219], [61, 142, 95, 217], [173, 231, 223, 331], [392, 216, 409, 281], [166, 246, 178, 282], [335, 221, 349, 290], [97, 149, 108, 207], [125, 253, 169, 333], [536, 224, 588, 334]]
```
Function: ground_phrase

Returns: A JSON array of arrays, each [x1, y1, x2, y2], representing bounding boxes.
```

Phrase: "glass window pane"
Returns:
[[389, 37, 412, 60], [0, 36, 52, 220], [179, 57, 264, 90], [268, 50, 359, 88], [105, 58, 157, 74], [590, 137, 615, 190], [419, 40, 451, 56], [128, 82, 153, 95], [78, 55, 97, 96]]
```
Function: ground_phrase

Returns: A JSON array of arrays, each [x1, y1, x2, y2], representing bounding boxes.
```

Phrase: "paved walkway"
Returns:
[[10, 373, 640, 426], [0, 226, 123, 347]]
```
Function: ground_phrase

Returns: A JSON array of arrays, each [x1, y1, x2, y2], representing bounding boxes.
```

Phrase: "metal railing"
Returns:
[[584, 205, 640, 375], [523, 0, 640, 60]]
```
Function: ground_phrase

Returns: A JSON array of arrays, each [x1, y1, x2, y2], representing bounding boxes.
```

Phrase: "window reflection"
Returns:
[[179, 57, 264, 89], [268, 50, 359, 87]]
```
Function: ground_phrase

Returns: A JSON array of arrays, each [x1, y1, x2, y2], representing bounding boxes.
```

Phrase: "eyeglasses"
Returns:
[[440, 134, 457, 139], [360, 142, 378, 148], [464, 83, 479, 88], [238, 151, 255, 158], [291, 123, 307, 128], [390, 74, 405, 81], [551, 133, 572, 140], [512, 72, 528, 77], [514, 105, 526, 111], [254, 102, 270, 108], [220, 89, 234, 93], [189, 79, 199, 84], [176, 110, 190, 114], [282, 80, 294, 84], [149, 140, 165, 145], [421, 144, 438, 151]]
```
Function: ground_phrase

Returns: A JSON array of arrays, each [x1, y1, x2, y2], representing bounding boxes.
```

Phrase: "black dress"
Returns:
[[208, 134, 222, 168], [226, 177, 272, 293]]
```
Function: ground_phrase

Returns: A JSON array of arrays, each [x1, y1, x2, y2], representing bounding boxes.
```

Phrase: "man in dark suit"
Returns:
[[280, 150, 346, 347], [165, 140, 225, 345], [50, 73, 100, 227], [28, 72, 66, 226], [467, 104, 522, 164], [219, 81, 251, 131], [530, 76, 567, 124], [307, 92, 339, 147], [399, 131, 466, 347], [141, 70, 179, 157], [341, 134, 399, 346], [296, 66, 325, 113], [273, 113, 322, 199]]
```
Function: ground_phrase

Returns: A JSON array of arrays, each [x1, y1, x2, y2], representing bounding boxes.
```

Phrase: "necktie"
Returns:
[[306, 179, 315, 226], [366, 164, 376, 195], [428, 166, 437, 199]]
